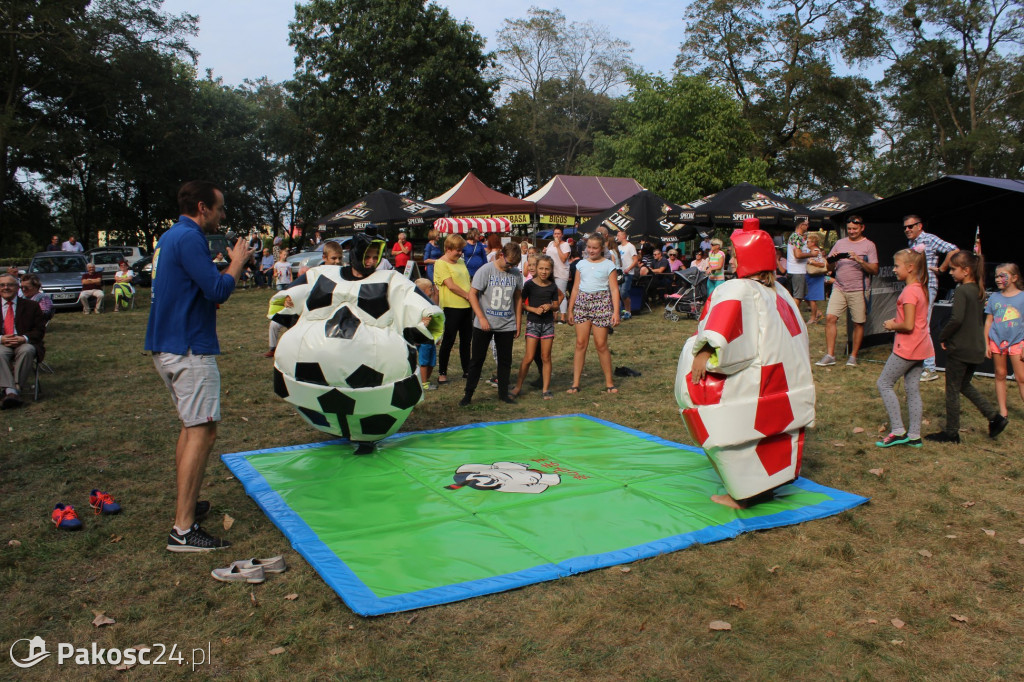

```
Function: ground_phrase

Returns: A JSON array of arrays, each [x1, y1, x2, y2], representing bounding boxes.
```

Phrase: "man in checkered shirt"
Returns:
[[904, 214, 960, 381]]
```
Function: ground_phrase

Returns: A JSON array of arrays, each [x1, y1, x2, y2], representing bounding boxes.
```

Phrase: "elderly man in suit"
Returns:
[[0, 273, 46, 409]]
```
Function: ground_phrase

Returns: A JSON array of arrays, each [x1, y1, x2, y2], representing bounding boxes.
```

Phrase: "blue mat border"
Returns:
[[221, 414, 869, 616]]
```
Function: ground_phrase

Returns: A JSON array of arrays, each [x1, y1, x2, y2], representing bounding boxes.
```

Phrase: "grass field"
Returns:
[[2, 287, 1023, 680]]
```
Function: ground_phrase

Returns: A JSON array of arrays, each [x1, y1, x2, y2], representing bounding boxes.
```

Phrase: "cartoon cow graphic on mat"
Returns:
[[445, 462, 561, 494]]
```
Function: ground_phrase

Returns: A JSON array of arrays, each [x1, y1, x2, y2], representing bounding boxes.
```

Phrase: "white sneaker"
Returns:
[[846, 356, 858, 367], [815, 354, 836, 366], [211, 564, 265, 583], [920, 369, 940, 382]]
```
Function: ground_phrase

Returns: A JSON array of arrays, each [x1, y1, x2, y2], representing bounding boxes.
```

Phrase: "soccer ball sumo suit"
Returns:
[[270, 266, 443, 442]]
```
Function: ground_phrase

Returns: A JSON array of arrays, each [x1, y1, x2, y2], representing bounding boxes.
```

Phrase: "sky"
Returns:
[[158, 0, 685, 86]]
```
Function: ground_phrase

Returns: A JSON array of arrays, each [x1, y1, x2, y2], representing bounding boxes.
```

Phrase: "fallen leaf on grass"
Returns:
[[284, 593, 298, 601], [1018, 538, 1024, 545], [92, 611, 115, 627], [348, 625, 355, 630], [8, 539, 21, 547], [922, 418, 930, 426], [891, 618, 905, 629], [223, 514, 235, 531], [951, 614, 969, 623], [867, 619, 878, 624], [961, 501, 976, 508], [869, 468, 884, 477], [890, 640, 904, 646], [406, 614, 419, 625], [241, 416, 249, 423], [620, 567, 631, 573], [729, 597, 746, 610], [831, 441, 846, 448], [109, 535, 122, 543], [852, 427, 865, 433], [877, 425, 886, 433], [115, 662, 135, 672], [983, 529, 996, 536], [945, 535, 957, 539], [918, 549, 932, 558], [709, 620, 732, 631], [768, 565, 781, 573], [269, 647, 286, 656], [250, 591, 260, 607]]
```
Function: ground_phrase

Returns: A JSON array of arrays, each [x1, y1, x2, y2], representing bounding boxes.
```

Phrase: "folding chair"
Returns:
[[33, 355, 53, 401]]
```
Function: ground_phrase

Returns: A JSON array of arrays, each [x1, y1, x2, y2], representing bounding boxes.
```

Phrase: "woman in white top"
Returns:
[[566, 234, 621, 394]]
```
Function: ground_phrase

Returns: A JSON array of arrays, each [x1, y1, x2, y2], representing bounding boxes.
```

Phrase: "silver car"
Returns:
[[25, 252, 90, 310], [287, 237, 353, 276]]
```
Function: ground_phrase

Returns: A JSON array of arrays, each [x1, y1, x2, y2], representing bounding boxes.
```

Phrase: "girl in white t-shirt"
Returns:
[[273, 250, 292, 290], [566, 234, 621, 394]]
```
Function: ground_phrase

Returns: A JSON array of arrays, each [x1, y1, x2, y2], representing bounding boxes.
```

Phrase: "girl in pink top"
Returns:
[[876, 247, 934, 448]]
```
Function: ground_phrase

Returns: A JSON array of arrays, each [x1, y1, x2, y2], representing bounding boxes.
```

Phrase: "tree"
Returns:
[[869, 0, 1024, 192], [494, 7, 633, 188], [677, 0, 882, 198], [0, 0, 196, 243], [577, 72, 769, 202], [289, 0, 499, 221]]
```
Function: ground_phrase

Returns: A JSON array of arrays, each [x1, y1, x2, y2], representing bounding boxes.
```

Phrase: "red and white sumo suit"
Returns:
[[674, 220, 816, 501]]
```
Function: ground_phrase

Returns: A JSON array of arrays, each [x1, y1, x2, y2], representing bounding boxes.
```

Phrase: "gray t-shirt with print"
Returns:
[[471, 261, 523, 332]]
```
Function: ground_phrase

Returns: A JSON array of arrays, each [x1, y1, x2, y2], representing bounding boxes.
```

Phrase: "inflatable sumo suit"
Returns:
[[269, 234, 444, 444], [674, 219, 815, 501]]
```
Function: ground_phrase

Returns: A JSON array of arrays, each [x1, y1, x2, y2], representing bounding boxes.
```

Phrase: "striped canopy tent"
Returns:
[[434, 217, 512, 234]]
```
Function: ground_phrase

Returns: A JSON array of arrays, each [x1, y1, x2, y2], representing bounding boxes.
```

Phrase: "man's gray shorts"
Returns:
[[789, 273, 807, 299], [153, 351, 221, 427]]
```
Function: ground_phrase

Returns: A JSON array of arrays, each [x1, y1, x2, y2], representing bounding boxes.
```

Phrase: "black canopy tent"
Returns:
[[316, 189, 449, 236], [678, 182, 819, 230], [578, 190, 696, 242], [833, 175, 1024, 273], [807, 187, 882, 222]]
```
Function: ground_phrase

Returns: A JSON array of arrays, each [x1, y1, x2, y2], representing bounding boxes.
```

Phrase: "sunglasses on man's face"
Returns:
[[848, 221, 864, 226], [903, 222, 921, 229]]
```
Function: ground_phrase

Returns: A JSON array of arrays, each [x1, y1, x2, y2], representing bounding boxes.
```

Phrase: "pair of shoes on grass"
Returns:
[[52, 489, 122, 531], [875, 433, 923, 448], [211, 556, 287, 583]]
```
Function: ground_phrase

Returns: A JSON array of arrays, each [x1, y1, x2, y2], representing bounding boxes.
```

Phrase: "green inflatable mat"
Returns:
[[221, 414, 867, 615]]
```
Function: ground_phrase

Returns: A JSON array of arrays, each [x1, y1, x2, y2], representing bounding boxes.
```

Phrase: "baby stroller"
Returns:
[[663, 267, 708, 321]]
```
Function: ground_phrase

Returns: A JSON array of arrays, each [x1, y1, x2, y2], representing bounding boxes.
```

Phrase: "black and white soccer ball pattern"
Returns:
[[272, 267, 441, 441]]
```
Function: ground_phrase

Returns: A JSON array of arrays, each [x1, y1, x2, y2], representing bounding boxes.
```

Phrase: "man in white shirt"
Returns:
[[544, 227, 571, 322], [786, 220, 811, 310], [61, 236, 84, 252], [616, 230, 639, 320]]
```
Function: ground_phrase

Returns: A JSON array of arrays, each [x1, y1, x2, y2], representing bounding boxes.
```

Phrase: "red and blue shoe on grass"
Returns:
[[89, 489, 122, 515], [52, 504, 83, 530]]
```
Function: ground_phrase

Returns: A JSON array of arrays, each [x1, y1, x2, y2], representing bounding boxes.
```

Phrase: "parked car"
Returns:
[[131, 233, 236, 287], [85, 249, 128, 283], [287, 237, 353, 276], [131, 255, 153, 287], [23, 252, 89, 311], [91, 245, 145, 264]]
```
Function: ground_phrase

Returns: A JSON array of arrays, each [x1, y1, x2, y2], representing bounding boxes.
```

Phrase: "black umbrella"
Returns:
[[578, 190, 696, 241], [316, 189, 449, 233], [806, 187, 882, 218], [678, 182, 818, 229]]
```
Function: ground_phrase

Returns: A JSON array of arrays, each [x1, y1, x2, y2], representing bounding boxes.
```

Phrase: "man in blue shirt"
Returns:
[[145, 180, 252, 552]]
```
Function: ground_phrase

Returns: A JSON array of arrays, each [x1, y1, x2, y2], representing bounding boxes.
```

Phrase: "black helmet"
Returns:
[[350, 233, 387, 275]]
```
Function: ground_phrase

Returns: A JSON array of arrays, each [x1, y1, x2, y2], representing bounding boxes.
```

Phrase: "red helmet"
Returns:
[[730, 218, 776, 278]]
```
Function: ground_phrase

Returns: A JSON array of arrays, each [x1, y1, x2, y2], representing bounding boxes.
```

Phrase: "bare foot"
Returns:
[[711, 494, 747, 509]]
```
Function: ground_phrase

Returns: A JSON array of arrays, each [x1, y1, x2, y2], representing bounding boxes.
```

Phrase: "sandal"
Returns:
[[604, 386, 619, 394], [542, 391, 553, 400], [436, 376, 448, 385], [566, 386, 580, 394], [509, 389, 520, 398]]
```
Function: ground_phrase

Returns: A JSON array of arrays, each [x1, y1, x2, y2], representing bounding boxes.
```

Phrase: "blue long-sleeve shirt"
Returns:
[[145, 216, 236, 355]]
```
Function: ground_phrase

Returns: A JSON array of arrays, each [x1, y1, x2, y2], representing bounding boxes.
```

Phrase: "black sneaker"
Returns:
[[500, 395, 516, 404], [458, 396, 471, 407], [166, 523, 230, 552], [194, 500, 211, 521], [989, 415, 1009, 438], [353, 441, 376, 456], [924, 431, 960, 444]]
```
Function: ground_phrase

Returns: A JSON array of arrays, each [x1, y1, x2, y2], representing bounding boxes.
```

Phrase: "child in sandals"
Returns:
[[512, 255, 563, 399], [566, 234, 621, 394]]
